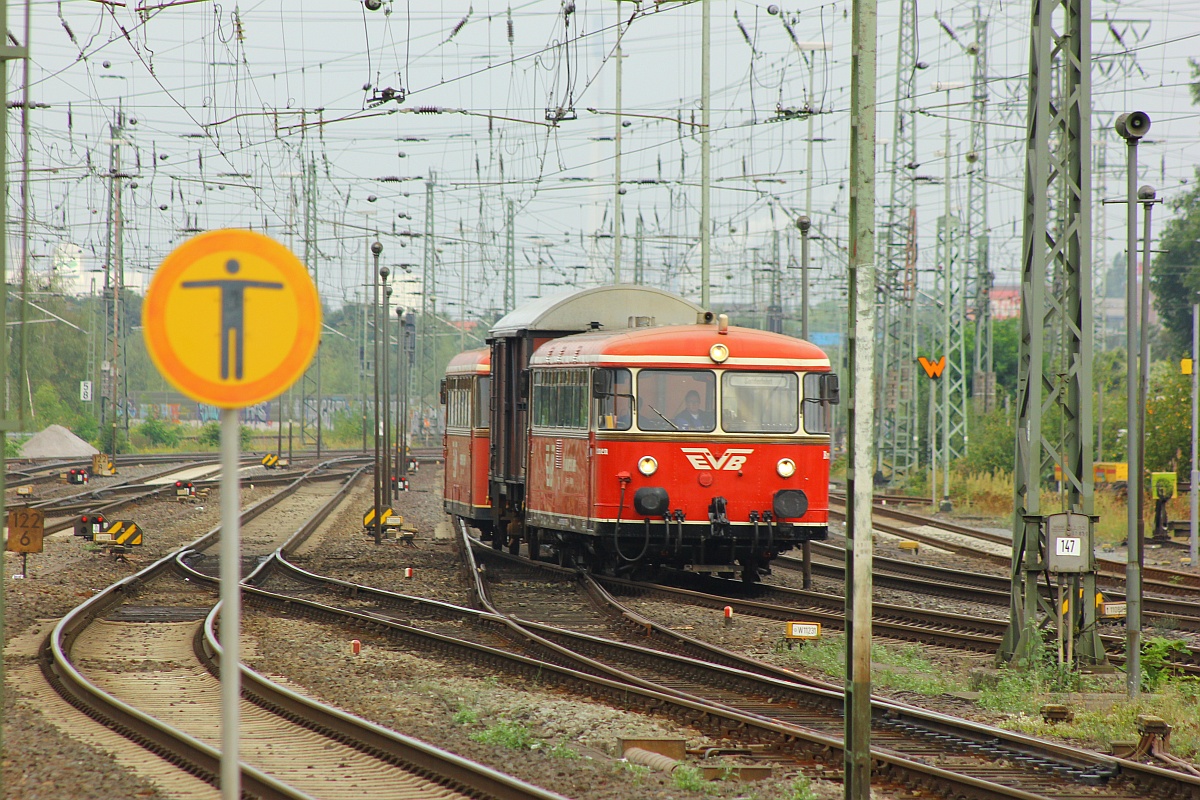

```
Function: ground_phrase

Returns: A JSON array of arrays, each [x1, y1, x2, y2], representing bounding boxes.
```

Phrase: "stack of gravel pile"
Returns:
[[19, 424, 99, 458]]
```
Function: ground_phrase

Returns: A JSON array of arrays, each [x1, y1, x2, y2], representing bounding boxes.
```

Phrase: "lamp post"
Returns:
[[371, 241, 384, 545], [797, 216, 811, 341], [395, 307, 406, 485], [1115, 110, 1150, 697], [381, 273, 392, 508]]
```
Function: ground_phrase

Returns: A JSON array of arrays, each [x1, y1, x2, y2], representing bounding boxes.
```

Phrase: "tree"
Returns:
[[1150, 171, 1200, 355]]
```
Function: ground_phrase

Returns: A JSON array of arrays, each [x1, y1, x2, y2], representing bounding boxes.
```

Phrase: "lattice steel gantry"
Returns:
[[876, 0, 920, 486], [1001, 0, 1105, 667]]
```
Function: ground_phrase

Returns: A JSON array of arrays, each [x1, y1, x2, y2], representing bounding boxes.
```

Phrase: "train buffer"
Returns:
[[363, 507, 415, 541], [76, 515, 142, 560], [261, 453, 288, 469]]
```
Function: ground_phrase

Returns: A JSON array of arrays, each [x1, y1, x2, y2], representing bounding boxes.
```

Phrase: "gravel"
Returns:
[[9, 462, 1111, 800]]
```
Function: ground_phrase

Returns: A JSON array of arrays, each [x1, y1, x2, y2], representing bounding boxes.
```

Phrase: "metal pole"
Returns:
[[400, 304, 410, 482], [1192, 301, 1199, 568], [613, 2, 623, 283], [799, 217, 811, 341], [1119, 113, 1145, 697], [382, 281, 393, 507], [798, 214, 813, 591], [372, 242, 384, 545], [276, 396, 283, 457], [845, 0, 877, 793], [0, 5, 28, 784], [1136, 185, 1156, 590], [218, 407, 242, 800], [700, 0, 711, 308]]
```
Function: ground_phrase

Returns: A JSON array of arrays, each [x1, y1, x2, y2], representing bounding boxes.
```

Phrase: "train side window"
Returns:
[[722, 372, 798, 433], [475, 377, 491, 430], [593, 368, 632, 431], [637, 369, 715, 432], [802, 372, 835, 434], [446, 377, 471, 429], [531, 369, 589, 430]]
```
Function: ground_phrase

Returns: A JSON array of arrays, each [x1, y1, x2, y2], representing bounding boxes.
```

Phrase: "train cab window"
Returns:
[[593, 368, 633, 431], [802, 372, 837, 434], [722, 372, 799, 433], [637, 370, 716, 432], [476, 377, 491, 430], [531, 369, 589, 430]]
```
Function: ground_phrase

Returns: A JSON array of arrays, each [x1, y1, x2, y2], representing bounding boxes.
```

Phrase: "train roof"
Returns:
[[445, 348, 491, 375], [489, 285, 703, 339], [529, 324, 831, 370]]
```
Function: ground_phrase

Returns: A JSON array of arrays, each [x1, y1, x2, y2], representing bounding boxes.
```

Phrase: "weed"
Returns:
[[671, 764, 708, 792], [787, 773, 817, 800], [617, 760, 651, 779], [1142, 636, 1190, 691], [451, 707, 478, 726], [781, 634, 965, 695], [548, 739, 580, 759], [469, 719, 539, 750]]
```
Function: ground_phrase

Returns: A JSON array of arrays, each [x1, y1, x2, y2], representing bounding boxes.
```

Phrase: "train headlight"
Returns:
[[709, 343, 730, 363], [637, 455, 658, 476], [776, 458, 796, 478]]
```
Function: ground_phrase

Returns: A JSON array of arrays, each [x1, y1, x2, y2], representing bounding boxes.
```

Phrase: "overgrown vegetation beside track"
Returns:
[[783, 632, 1200, 761]]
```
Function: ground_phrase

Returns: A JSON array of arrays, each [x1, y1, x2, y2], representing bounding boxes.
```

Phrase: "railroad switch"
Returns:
[[15, 484, 34, 499]]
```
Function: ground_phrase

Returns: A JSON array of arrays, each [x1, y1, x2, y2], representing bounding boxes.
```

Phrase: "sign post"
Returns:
[[143, 229, 320, 800]]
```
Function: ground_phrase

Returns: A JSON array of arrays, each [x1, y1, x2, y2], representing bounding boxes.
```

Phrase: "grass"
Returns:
[[786, 774, 818, 800], [671, 764, 708, 792], [1000, 678, 1200, 758], [779, 634, 967, 695], [469, 718, 539, 750]]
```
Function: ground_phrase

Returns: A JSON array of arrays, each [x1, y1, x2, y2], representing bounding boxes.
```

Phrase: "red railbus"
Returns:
[[442, 348, 493, 533], [443, 286, 838, 582]]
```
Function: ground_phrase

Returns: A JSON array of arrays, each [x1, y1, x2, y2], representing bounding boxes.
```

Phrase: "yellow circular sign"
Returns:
[[143, 229, 321, 408]]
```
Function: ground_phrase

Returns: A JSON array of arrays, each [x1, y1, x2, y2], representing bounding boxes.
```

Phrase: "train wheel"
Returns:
[[741, 561, 761, 585], [528, 529, 541, 561], [556, 540, 574, 568]]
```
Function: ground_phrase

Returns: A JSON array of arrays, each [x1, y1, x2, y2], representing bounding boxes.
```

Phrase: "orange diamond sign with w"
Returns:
[[918, 356, 946, 379]]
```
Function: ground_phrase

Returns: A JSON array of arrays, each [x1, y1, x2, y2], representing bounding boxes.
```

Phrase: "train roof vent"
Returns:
[[628, 315, 654, 328]]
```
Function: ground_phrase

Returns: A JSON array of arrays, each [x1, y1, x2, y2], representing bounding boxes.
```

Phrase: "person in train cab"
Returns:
[[673, 390, 714, 431]]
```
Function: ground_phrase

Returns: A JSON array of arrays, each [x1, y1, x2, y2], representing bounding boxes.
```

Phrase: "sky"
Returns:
[[9, 0, 1200, 327]]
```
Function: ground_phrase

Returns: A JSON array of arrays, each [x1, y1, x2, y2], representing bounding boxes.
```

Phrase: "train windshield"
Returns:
[[722, 372, 799, 433], [637, 369, 716, 432], [802, 373, 834, 434]]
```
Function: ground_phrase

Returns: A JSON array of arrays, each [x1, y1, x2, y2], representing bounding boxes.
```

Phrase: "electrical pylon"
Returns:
[[299, 157, 322, 454], [418, 177, 437, 415], [1001, 0, 1105, 667], [876, 0, 920, 485], [966, 5, 994, 411]]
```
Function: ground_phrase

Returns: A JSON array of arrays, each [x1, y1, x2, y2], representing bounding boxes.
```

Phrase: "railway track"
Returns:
[[42, 458, 562, 800], [778, 540, 1200, 632], [240, 531, 1155, 799], [456, 537, 1200, 800], [828, 493, 1200, 597]]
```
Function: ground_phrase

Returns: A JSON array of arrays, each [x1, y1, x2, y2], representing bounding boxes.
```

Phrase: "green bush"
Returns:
[[197, 421, 253, 448], [138, 417, 183, 448]]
